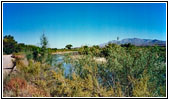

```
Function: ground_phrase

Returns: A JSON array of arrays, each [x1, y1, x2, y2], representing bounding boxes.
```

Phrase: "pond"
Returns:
[[51, 54, 113, 86], [52, 54, 73, 76]]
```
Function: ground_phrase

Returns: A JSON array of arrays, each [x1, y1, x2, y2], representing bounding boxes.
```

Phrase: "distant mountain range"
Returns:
[[100, 38, 166, 47]]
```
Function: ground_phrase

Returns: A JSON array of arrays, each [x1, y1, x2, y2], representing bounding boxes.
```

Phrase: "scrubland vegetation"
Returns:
[[3, 35, 166, 97]]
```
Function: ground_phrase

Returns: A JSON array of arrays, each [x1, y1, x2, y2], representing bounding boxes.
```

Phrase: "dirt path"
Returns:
[[3, 55, 16, 78]]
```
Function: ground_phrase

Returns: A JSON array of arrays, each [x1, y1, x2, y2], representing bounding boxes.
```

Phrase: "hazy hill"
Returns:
[[100, 38, 166, 47]]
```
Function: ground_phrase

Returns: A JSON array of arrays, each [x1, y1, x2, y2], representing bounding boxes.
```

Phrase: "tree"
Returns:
[[117, 37, 120, 44], [117, 37, 119, 41], [41, 34, 48, 50], [3, 35, 18, 54], [40, 34, 48, 63], [65, 44, 73, 49], [121, 43, 135, 48], [16, 43, 26, 52]]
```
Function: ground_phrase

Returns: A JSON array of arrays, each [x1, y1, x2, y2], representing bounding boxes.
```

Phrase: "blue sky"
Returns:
[[3, 3, 166, 48]]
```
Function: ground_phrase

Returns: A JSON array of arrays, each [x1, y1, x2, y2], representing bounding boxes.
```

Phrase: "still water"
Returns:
[[51, 54, 111, 86], [52, 54, 72, 76]]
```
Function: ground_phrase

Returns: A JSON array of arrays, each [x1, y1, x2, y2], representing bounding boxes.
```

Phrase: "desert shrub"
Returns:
[[129, 75, 150, 97], [90, 45, 101, 57], [4, 77, 50, 97], [65, 45, 166, 97], [5, 77, 27, 92], [3, 35, 165, 97], [4, 45, 165, 97], [78, 45, 91, 55]]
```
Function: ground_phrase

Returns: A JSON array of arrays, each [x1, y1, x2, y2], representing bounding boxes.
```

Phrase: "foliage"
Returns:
[[68, 44, 166, 97], [121, 43, 135, 48], [3, 35, 18, 54], [40, 34, 48, 62], [65, 44, 73, 49], [4, 77, 50, 97], [3, 35, 166, 97], [78, 45, 91, 55]]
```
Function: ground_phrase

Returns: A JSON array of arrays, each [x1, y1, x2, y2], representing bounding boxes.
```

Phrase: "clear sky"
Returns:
[[3, 3, 166, 48]]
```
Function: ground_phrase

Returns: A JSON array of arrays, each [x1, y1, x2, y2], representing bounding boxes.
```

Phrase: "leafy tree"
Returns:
[[16, 43, 26, 52], [32, 47, 41, 61], [65, 44, 73, 49], [3, 35, 18, 54]]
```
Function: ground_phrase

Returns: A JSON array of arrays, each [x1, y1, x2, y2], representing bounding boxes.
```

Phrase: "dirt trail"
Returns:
[[3, 55, 15, 78]]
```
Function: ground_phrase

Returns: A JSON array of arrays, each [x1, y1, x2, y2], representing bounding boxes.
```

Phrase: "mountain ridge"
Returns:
[[99, 38, 166, 47]]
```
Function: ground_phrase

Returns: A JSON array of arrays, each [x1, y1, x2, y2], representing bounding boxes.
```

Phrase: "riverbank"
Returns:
[[69, 55, 106, 63], [52, 51, 78, 55]]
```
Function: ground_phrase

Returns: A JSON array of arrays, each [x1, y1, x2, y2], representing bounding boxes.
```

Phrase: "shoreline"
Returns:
[[52, 51, 78, 55]]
